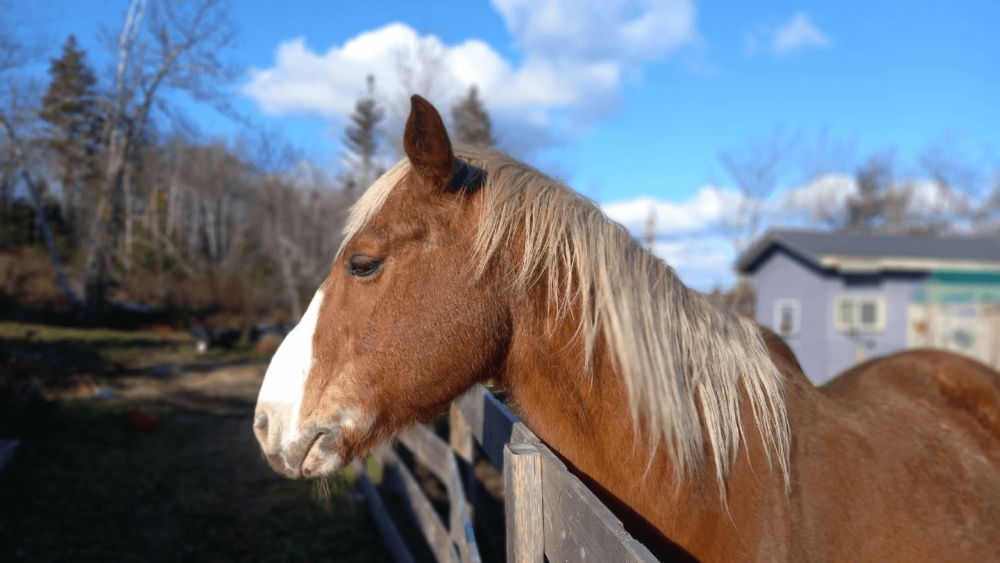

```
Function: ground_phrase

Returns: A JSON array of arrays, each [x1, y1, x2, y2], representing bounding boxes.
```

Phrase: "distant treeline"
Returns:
[[0, 0, 496, 327]]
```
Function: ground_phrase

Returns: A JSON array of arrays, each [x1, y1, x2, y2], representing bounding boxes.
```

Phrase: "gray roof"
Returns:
[[735, 229, 1000, 274]]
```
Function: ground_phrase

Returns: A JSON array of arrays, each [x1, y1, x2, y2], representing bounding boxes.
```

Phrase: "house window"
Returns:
[[834, 295, 886, 333], [773, 299, 801, 337]]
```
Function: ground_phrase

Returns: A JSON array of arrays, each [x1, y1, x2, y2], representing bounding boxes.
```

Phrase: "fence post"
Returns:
[[503, 442, 543, 563], [451, 402, 477, 517]]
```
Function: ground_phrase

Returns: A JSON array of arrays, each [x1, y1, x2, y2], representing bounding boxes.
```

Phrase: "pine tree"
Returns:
[[343, 75, 384, 190], [39, 34, 103, 229], [451, 84, 495, 146]]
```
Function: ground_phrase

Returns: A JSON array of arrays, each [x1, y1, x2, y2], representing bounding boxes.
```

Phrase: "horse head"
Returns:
[[253, 96, 509, 478]]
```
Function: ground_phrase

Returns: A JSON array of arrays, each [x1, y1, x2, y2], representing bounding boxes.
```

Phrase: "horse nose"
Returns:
[[252, 409, 298, 477], [252, 409, 284, 458], [253, 413, 269, 445]]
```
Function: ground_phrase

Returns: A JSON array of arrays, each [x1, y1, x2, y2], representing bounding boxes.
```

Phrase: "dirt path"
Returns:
[[115, 363, 312, 518]]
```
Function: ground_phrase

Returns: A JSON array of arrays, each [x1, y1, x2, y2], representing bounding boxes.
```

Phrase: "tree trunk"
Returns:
[[83, 128, 127, 323], [218, 194, 230, 267], [277, 240, 302, 322], [204, 199, 218, 264], [187, 198, 200, 257], [0, 115, 81, 312], [22, 168, 80, 309], [122, 161, 135, 271], [150, 187, 164, 298], [165, 173, 178, 239], [0, 175, 9, 213]]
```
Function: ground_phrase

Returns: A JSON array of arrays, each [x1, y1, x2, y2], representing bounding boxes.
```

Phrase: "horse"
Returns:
[[253, 95, 1000, 561]]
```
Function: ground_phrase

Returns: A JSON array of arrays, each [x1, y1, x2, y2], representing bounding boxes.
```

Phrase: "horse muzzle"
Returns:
[[252, 410, 346, 479]]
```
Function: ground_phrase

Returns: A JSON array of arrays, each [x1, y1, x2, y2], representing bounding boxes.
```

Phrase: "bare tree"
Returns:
[[82, 0, 236, 322], [0, 83, 81, 308], [0, 6, 80, 308], [0, 0, 44, 76], [237, 129, 352, 322], [833, 151, 948, 236], [918, 138, 982, 231], [719, 128, 794, 252], [797, 126, 858, 186]]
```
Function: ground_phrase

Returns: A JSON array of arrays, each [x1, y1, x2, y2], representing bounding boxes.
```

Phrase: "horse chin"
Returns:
[[301, 446, 345, 479]]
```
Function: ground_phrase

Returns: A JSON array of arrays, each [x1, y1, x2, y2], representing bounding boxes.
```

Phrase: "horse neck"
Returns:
[[500, 287, 791, 561]]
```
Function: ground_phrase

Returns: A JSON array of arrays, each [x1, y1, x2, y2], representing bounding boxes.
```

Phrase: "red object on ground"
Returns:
[[126, 408, 160, 432]]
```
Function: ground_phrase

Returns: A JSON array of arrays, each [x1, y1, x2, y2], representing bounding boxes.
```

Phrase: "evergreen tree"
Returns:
[[343, 75, 384, 190], [451, 84, 495, 146], [39, 34, 103, 228]]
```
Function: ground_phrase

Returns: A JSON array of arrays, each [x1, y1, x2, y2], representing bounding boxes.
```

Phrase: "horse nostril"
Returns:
[[254, 414, 268, 434]]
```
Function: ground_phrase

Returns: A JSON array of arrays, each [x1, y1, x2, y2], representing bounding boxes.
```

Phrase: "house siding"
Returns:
[[753, 250, 831, 383], [753, 248, 930, 384], [824, 273, 926, 380], [741, 230, 1000, 384]]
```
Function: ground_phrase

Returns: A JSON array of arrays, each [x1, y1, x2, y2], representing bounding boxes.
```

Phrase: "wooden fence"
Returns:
[[351, 384, 657, 563]]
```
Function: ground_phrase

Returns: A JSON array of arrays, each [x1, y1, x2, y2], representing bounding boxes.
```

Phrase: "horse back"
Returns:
[[823, 348, 1000, 446], [795, 349, 1000, 560]]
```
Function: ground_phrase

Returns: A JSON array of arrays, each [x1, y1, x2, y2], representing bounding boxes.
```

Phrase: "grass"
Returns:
[[0, 398, 390, 562]]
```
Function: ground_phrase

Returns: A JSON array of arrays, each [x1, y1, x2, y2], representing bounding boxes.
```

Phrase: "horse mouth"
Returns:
[[258, 429, 333, 479], [254, 409, 362, 479], [294, 429, 347, 479]]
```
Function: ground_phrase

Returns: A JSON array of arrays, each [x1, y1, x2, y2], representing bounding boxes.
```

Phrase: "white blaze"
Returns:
[[255, 289, 325, 448]]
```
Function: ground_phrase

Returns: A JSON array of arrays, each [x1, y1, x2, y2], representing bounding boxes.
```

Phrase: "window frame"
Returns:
[[833, 294, 886, 333], [773, 298, 801, 338]]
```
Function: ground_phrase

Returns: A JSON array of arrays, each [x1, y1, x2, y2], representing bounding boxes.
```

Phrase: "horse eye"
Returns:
[[347, 255, 383, 278]]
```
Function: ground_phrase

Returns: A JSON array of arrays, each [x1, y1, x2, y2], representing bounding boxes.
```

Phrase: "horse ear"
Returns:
[[404, 95, 456, 190]]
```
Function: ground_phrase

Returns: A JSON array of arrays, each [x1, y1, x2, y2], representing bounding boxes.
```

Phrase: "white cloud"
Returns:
[[772, 12, 831, 56], [601, 186, 743, 291], [744, 12, 831, 58], [903, 179, 970, 214], [650, 237, 737, 291], [244, 24, 482, 119], [602, 185, 742, 235], [243, 1, 701, 156], [779, 173, 855, 217], [492, 0, 698, 65]]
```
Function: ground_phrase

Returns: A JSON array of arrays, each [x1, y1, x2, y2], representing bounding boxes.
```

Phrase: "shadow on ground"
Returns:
[[0, 355, 391, 562]]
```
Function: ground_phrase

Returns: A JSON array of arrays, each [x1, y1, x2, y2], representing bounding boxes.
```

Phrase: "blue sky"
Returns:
[[10, 0, 999, 290]]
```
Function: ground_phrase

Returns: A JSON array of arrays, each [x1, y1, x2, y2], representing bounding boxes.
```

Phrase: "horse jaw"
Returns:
[[253, 289, 348, 478]]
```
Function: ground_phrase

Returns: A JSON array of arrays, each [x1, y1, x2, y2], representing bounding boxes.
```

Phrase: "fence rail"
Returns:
[[353, 384, 657, 563]]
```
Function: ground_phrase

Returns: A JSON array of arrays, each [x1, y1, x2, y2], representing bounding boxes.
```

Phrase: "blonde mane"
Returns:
[[341, 145, 790, 488]]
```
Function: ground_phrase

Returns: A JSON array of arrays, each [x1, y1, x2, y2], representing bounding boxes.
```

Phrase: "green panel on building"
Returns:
[[912, 270, 1000, 305]]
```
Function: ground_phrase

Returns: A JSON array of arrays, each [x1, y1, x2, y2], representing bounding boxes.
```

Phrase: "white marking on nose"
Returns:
[[255, 289, 325, 451]]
